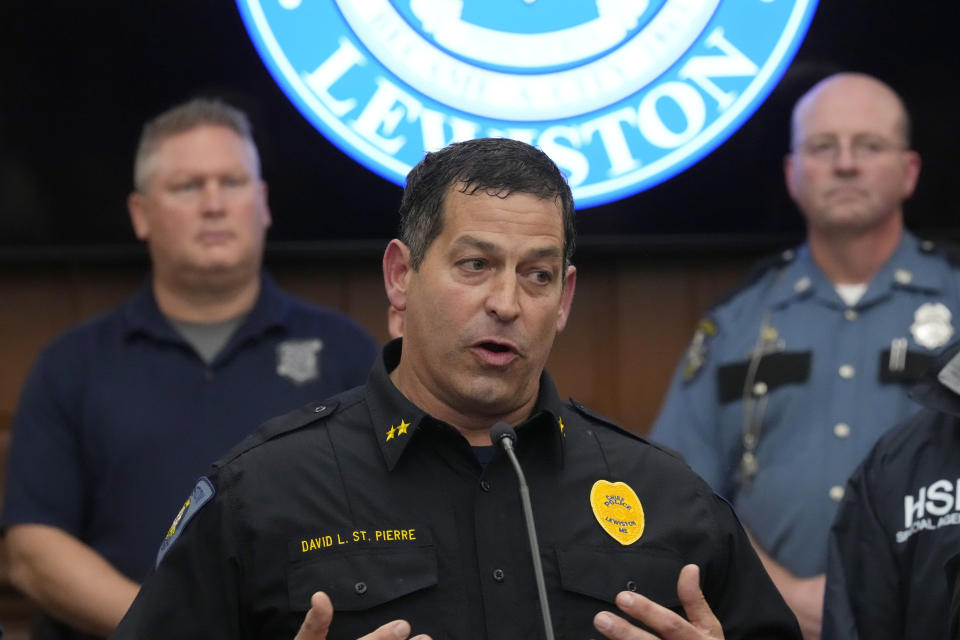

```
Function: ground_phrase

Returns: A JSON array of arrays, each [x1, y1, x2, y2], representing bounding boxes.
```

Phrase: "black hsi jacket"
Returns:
[[114, 340, 799, 639], [824, 341, 960, 640]]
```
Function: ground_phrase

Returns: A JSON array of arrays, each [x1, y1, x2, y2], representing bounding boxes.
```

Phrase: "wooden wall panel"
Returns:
[[272, 262, 392, 344]]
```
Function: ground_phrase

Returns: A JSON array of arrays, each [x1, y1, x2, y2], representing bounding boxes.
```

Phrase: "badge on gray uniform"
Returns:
[[276, 338, 323, 384], [910, 303, 954, 350]]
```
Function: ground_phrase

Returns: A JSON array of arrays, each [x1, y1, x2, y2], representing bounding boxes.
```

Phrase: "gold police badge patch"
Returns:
[[590, 480, 645, 545]]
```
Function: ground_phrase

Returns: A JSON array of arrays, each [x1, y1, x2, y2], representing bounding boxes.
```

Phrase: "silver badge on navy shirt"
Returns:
[[910, 303, 954, 350], [276, 338, 323, 384]]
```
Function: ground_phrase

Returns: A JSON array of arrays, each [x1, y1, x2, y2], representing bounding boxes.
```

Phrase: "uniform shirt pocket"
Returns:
[[555, 543, 682, 608], [288, 546, 439, 612], [552, 543, 684, 638]]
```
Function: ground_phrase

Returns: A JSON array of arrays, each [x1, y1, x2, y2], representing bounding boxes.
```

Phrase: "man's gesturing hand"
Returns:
[[593, 564, 724, 640], [293, 591, 432, 640]]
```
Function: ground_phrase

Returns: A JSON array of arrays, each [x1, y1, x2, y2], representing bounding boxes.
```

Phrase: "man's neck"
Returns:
[[807, 214, 903, 285], [152, 271, 261, 324], [388, 364, 537, 447]]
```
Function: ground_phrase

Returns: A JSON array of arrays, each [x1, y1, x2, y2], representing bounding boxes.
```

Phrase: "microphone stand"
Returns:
[[492, 423, 556, 640]]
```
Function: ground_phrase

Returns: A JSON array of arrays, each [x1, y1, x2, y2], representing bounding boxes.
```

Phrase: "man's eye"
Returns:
[[222, 176, 248, 188], [172, 180, 202, 192], [856, 139, 885, 153], [463, 259, 485, 271], [531, 270, 553, 284], [810, 141, 836, 155]]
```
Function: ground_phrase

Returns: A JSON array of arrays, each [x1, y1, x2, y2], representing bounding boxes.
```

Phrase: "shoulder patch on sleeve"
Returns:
[[156, 476, 215, 567], [215, 398, 341, 467], [682, 317, 717, 382]]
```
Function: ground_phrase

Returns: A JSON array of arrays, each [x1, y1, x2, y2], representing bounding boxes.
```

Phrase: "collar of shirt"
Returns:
[[910, 340, 960, 417], [366, 338, 568, 471], [768, 231, 944, 310], [122, 273, 291, 357]]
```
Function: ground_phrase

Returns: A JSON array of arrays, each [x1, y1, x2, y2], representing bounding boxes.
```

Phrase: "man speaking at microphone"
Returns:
[[112, 139, 799, 639]]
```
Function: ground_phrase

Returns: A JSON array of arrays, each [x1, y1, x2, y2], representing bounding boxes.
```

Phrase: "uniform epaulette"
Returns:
[[569, 398, 647, 443], [708, 246, 798, 311], [917, 237, 960, 266], [214, 398, 341, 468]]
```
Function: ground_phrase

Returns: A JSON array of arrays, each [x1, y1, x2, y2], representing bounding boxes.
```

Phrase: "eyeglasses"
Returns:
[[795, 134, 906, 162]]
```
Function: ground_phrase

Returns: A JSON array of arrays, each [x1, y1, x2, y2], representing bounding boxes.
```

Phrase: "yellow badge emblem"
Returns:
[[590, 480, 645, 545]]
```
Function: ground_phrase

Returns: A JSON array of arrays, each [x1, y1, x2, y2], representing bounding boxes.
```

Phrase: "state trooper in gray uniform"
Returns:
[[651, 72, 960, 639]]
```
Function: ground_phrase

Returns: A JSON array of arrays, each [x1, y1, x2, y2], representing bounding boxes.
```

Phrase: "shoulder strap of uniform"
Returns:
[[569, 398, 647, 443], [213, 398, 342, 468], [570, 398, 691, 463], [917, 237, 960, 267], [677, 247, 797, 384], [708, 246, 798, 311]]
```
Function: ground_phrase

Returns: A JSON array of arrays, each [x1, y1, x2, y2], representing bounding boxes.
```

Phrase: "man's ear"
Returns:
[[383, 239, 412, 311], [783, 153, 798, 203], [128, 191, 150, 241], [556, 265, 577, 333], [259, 180, 273, 230], [900, 150, 921, 200]]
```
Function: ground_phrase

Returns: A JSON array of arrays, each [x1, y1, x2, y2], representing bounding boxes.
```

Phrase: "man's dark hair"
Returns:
[[399, 138, 576, 270]]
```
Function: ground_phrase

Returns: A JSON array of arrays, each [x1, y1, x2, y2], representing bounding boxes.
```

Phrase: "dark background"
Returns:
[[0, 2, 954, 263]]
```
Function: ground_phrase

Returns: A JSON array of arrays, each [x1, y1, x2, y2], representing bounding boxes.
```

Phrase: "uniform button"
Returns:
[[838, 364, 855, 379], [354, 582, 367, 595], [313, 405, 326, 413], [843, 309, 858, 321], [829, 486, 845, 502], [752, 381, 768, 397], [625, 580, 638, 592], [833, 423, 851, 438], [492, 568, 505, 582], [894, 269, 913, 284], [921, 240, 936, 252], [480, 480, 491, 492], [794, 276, 811, 293]]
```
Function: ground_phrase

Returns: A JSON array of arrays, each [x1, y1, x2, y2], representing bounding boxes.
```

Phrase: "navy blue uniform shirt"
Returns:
[[2, 275, 377, 594]]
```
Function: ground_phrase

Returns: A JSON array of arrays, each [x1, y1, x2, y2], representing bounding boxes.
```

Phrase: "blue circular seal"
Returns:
[[237, 0, 818, 208]]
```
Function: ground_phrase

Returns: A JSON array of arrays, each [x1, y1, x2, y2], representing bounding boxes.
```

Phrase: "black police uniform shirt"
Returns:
[[114, 340, 801, 640], [824, 341, 960, 640]]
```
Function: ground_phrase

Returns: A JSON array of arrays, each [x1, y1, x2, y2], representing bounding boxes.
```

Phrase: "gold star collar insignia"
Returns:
[[385, 419, 411, 443], [558, 417, 566, 437]]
